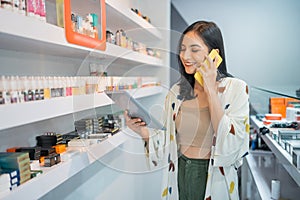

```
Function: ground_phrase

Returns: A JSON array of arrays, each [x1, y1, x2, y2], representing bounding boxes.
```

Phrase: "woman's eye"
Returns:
[[191, 49, 200, 53]]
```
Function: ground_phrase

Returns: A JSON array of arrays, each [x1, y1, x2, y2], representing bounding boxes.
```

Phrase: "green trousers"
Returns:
[[178, 154, 209, 200]]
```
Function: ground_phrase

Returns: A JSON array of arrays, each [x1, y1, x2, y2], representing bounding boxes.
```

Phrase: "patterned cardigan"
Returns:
[[145, 77, 250, 200]]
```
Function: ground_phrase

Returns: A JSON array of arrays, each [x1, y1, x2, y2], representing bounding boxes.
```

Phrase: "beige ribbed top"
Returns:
[[175, 98, 214, 151]]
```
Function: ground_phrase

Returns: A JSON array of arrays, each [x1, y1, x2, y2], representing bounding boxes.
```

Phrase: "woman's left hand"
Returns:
[[197, 55, 219, 92]]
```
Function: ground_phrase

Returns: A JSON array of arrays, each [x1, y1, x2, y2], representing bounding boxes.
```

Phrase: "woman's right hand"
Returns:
[[124, 110, 149, 141]]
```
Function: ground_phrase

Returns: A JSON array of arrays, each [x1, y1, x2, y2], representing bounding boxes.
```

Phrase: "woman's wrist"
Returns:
[[140, 127, 149, 142]]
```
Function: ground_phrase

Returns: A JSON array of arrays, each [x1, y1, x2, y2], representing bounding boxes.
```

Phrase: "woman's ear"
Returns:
[[215, 49, 220, 54]]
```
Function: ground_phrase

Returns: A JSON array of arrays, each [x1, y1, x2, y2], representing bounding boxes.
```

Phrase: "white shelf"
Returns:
[[250, 115, 300, 186], [244, 151, 273, 200], [261, 133, 300, 186], [0, 9, 163, 67], [0, 93, 111, 131], [0, 87, 162, 131], [127, 85, 163, 98], [1, 131, 128, 200], [106, 0, 162, 42], [243, 150, 300, 200]]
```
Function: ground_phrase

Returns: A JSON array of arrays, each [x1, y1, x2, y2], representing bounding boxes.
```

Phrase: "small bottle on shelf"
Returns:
[[17, 76, 25, 103], [1, 76, 11, 105], [28, 76, 36, 101], [9, 76, 18, 104], [0, 76, 6, 105], [43, 76, 51, 99], [65, 77, 72, 96]]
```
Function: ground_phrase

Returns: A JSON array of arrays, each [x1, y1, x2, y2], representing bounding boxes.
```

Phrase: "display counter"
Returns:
[[241, 115, 300, 200]]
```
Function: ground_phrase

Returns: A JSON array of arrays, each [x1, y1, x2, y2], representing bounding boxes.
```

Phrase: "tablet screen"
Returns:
[[105, 91, 164, 130]]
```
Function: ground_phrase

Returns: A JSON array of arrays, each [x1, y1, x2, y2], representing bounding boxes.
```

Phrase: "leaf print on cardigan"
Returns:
[[219, 167, 225, 176], [244, 116, 250, 134], [162, 187, 168, 197], [225, 103, 230, 110], [229, 124, 235, 135], [229, 181, 235, 194], [172, 113, 176, 121], [162, 187, 173, 197], [168, 153, 175, 172]]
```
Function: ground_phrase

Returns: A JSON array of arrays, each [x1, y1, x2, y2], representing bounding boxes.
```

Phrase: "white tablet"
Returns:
[[105, 90, 164, 130]]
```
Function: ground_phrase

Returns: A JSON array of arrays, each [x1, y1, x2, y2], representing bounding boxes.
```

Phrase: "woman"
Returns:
[[125, 21, 250, 200]]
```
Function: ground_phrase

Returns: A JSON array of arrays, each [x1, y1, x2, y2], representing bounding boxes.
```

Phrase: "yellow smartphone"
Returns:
[[194, 49, 223, 86]]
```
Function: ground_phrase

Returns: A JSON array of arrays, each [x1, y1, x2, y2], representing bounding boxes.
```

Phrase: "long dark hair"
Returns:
[[177, 21, 233, 100]]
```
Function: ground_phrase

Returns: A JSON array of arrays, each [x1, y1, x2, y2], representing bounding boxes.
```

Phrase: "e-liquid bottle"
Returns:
[[0, 76, 5, 105], [79, 77, 86, 95], [17, 76, 25, 103], [43, 76, 51, 99], [37, 76, 44, 100], [1, 0, 13, 10], [50, 76, 57, 98], [19, 0, 26, 15], [28, 76, 36, 101], [115, 30, 121, 46], [12, 0, 20, 13], [26, 0, 35, 17], [22, 76, 29, 102], [34, 76, 41, 100], [66, 76, 72, 96], [71, 77, 79, 96], [10, 76, 18, 104], [1, 76, 11, 105], [58, 76, 65, 97], [62, 76, 67, 97]]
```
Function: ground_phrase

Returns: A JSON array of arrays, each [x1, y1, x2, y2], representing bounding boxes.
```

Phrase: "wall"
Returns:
[[171, 0, 300, 94], [170, 3, 188, 86]]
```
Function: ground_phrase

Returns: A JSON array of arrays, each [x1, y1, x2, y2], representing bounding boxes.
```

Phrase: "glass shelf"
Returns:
[[250, 85, 300, 115], [251, 86, 300, 100]]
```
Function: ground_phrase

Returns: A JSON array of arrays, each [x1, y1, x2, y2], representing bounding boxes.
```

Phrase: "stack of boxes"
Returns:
[[269, 97, 300, 120], [0, 152, 31, 189]]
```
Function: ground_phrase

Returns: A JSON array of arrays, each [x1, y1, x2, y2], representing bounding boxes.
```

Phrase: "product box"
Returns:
[[269, 97, 286, 117], [292, 150, 300, 169], [269, 97, 300, 118], [286, 107, 300, 122]]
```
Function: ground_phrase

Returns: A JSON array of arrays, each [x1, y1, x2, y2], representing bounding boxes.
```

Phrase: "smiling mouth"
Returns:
[[184, 62, 197, 67]]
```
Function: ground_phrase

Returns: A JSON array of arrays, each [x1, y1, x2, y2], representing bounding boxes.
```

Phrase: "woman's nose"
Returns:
[[181, 49, 191, 60]]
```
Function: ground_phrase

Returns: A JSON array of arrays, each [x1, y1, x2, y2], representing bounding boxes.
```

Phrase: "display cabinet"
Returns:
[[0, 0, 170, 199], [241, 86, 300, 200]]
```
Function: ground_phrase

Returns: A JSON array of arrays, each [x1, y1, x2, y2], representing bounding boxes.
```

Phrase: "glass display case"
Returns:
[[250, 86, 300, 116], [242, 85, 300, 200]]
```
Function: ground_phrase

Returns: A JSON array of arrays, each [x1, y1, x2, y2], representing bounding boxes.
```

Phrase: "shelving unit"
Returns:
[[242, 150, 300, 200], [106, 0, 162, 43], [250, 116, 300, 186], [241, 116, 300, 199], [0, 9, 164, 68], [0, 0, 170, 198], [1, 130, 128, 200], [242, 150, 273, 200]]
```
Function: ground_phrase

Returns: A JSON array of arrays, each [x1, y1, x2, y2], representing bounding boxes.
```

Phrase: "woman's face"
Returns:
[[179, 31, 209, 74]]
